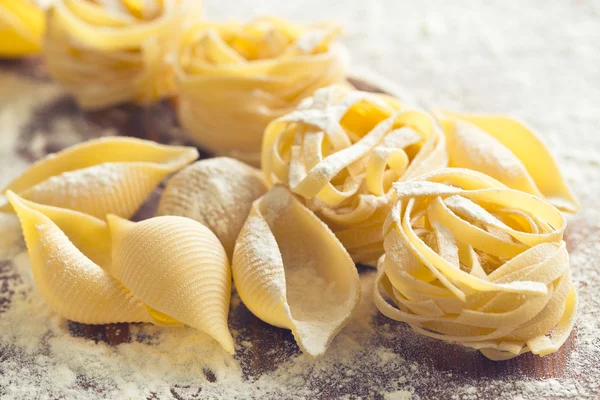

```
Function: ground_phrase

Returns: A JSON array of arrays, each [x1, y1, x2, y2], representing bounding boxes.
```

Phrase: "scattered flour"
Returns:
[[1, 0, 600, 398]]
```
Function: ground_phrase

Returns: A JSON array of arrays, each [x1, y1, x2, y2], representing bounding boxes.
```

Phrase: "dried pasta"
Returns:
[[232, 186, 361, 356], [7, 192, 155, 324], [108, 214, 235, 354], [262, 84, 447, 265], [175, 16, 348, 164], [0, 0, 45, 57], [374, 168, 577, 360], [0, 137, 198, 219], [157, 157, 268, 258], [44, 0, 194, 109], [436, 110, 579, 213]]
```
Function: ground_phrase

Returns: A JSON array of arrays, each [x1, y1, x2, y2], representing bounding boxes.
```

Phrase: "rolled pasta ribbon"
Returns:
[[108, 214, 235, 354], [0, 137, 198, 219], [6, 192, 181, 326], [262, 84, 447, 265], [0, 0, 45, 57], [436, 110, 579, 213], [157, 157, 268, 259], [232, 186, 361, 356], [175, 16, 348, 164], [374, 168, 577, 360], [44, 0, 195, 109]]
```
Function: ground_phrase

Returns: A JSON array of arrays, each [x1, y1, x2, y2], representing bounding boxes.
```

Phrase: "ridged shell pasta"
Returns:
[[157, 157, 268, 258], [7, 191, 154, 324], [175, 16, 348, 164], [436, 110, 579, 213], [232, 186, 361, 356], [262, 84, 447, 265], [44, 0, 194, 109], [374, 168, 577, 360], [0, 0, 45, 57], [108, 214, 235, 354], [0, 137, 198, 219]]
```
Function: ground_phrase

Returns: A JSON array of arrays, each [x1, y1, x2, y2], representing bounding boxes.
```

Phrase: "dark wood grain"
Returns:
[[0, 58, 596, 400]]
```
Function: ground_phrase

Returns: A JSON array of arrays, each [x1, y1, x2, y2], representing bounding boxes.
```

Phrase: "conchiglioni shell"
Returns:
[[157, 157, 268, 258], [1, 137, 198, 219], [232, 185, 361, 356], [436, 110, 579, 213], [108, 214, 234, 354], [0, 0, 45, 57], [7, 191, 153, 324]]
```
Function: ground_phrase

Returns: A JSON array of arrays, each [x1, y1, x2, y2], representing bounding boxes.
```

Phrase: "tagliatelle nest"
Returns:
[[374, 168, 577, 361], [262, 84, 447, 265], [44, 0, 193, 109], [175, 16, 349, 164]]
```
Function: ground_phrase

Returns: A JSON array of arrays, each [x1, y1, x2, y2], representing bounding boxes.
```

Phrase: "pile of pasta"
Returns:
[[175, 16, 348, 164], [1, 2, 582, 362], [44, 0, 193, 109], [262, 84, 447, 265]]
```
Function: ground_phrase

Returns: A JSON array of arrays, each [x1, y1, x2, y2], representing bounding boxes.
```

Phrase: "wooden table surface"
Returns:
[[0, 59, 598, 400]]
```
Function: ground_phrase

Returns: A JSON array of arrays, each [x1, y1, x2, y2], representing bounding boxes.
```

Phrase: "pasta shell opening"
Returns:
[[108, 214, 235, 354], [232, 185, 361, 356], [7, 191, 153, 325], [1, 137, 198, 219]]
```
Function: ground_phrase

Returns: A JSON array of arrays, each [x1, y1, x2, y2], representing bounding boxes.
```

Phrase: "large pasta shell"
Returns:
[[7, 191, 153, 324], [374, 168, 577, 360], [1, 137, 198, 219], [436, 110, 579, 213], [157, 157, 268, 258], [108, 214, 235, 354], [232, 185, 361, 356]]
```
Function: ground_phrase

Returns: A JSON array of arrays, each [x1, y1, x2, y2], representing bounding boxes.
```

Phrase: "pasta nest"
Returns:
[[175, 16, 348, 164], [44, 0, 192, 109], [262, 84, 447, 265], [374, 168, 577, 360], [0, 0, 45, 57]]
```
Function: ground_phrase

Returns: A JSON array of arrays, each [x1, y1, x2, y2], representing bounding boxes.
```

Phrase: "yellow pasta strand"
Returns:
[[175, 16, 348, 164], [108, 214, 235, 354], [232, 186, 361, 356], [374, 168, 577, 360], [0, 136, 198, 219], [262, 84, 447, 265], [0, 0, 44, 57], [7, 192, 154, 324], [44, 0, 196, 109], [436, 110, 579, 213]]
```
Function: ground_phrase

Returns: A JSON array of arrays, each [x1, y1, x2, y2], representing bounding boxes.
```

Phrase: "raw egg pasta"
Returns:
[[0, 0, 45, 57], [436, 110, 579, 213], [374, 168, 577, 360], [108, 214, 235, 354], [44, 0, 193, 109], [262, 84, 447, 265], [175, 16, 348, 164], [1, 137, 198, 219], [232, 186, 361, 356], [7, 192, 154, 324], [157, 157, 268, 258]]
